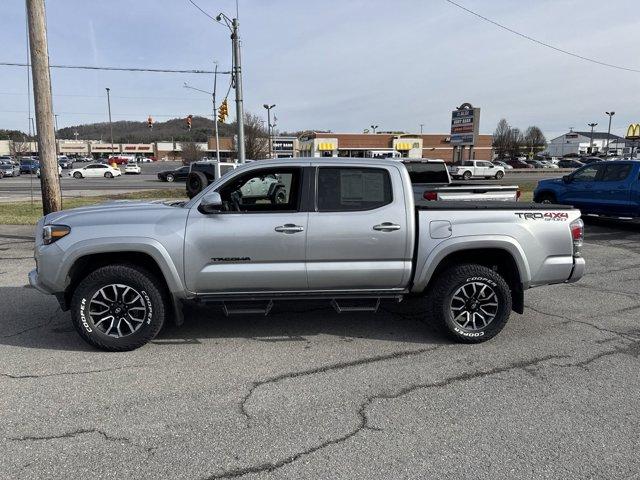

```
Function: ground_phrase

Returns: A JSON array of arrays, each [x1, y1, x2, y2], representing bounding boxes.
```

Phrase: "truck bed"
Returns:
[[416, 201, 574, 210]]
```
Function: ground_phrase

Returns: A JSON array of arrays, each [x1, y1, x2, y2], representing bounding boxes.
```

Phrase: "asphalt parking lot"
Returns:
[[1, 219, 639, 479]]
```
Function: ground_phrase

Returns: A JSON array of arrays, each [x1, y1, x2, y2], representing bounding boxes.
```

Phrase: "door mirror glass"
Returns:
[[198, 192, 223, 214]]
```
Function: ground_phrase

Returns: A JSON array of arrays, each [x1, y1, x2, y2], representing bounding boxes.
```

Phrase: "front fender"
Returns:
[[411, 235, 531, 293], [42, 236, 186, 295]]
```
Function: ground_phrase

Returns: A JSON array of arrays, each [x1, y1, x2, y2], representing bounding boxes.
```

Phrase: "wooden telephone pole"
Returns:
[[26, 0, 61, 214]]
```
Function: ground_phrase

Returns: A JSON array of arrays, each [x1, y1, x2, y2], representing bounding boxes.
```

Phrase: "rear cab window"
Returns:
[[403, 162, 449, 184], [317, 167, 392, 211], [600, 164, 632, 182]]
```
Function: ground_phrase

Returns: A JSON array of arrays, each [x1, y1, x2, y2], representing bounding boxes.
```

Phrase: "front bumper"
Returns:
[[566, 257, 586, 283], [28, 268, 51, 294]]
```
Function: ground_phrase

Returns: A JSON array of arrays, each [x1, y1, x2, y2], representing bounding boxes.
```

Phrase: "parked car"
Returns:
[[124, 164, 142, 175], [136, 157, 154, 163], [158, 166, 190, 182], [29, 158, 585, 351], [525, 160, 545, 169], [36, 165, 63, 178], [69, 163, 122, 179], [0, 160, 20, 177], [580, 157, 603, 165], [19, 157, 40, 174], [58, 156, 73, 169], [505, 159, 533, 169], [492, 160, 513, 169], [539, 161, 559, 169], [534, 160, 640, 219], [557, 159, 585, 169], [186, 160, 239, 198], [107, 156, 131, 165], [403, 159, 519, 202], [448, 160, 506, 180]]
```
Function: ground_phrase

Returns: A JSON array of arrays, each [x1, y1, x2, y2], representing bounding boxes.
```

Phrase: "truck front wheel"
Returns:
[[70, 265, 167, 351], [425, 264, 512, 343], [462, 171, 472, 180]]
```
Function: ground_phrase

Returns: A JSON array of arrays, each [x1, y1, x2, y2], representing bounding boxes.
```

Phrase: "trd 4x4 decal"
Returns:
[[515, 212, 569, 221]]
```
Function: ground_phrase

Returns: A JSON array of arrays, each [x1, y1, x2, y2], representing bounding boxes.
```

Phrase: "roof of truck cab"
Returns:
[[248, 157, 412, 167]]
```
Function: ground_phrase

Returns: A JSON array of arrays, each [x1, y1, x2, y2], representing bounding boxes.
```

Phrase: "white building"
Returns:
[[546, 130, 624, 156]]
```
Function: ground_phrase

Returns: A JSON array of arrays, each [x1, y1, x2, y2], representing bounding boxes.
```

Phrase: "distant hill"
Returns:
[[57, 116, 236, 143], [0, 129, 33, 141]]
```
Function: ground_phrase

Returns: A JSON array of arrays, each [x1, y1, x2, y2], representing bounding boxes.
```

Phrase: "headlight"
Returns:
[[43, 225, 71, 245]]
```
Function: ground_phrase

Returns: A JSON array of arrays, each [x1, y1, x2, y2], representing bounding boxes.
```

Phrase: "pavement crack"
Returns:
[[1, 364, 147, 380], [525, 304, 639, 341], [239, 346, 439, 425], [207, 354, 566, 480]]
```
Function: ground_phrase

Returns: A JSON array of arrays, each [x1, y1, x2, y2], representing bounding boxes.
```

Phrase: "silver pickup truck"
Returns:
[[29, 158, 585, 351]]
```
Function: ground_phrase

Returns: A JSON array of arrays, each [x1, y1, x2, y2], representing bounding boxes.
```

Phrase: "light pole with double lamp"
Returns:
[[263, 104, 276, 158], [605, 111, 615, 156], [587, 122, 598, 154]]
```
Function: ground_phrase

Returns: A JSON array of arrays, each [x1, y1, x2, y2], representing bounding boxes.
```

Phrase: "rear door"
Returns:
[[306, 164, 412, 290], [596, 163, 634, 216]]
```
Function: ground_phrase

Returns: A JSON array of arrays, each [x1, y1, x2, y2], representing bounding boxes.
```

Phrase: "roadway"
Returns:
[[0, 161, 567, 200]]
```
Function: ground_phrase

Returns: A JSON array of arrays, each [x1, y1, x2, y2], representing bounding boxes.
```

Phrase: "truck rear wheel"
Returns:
[[186, 171, 208, 199], [70, 265, 167, 351], [425, 264, 512, 343]]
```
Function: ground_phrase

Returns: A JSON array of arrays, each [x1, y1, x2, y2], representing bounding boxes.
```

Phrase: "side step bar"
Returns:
[[222, 300, 274, 317], [331, 298, 380, 313], [218, 297, 392, 317]]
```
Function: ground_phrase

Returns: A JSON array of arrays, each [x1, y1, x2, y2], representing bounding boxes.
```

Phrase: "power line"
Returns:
[[186, 0, 218, 23], [0, 62, 231, 74], [444, 0, 640, 74], [0, 91, 217, 101]]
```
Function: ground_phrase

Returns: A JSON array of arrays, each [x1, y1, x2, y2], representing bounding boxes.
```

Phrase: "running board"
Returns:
[[222, 300, 274, 317], [331, 298, 381, 313]]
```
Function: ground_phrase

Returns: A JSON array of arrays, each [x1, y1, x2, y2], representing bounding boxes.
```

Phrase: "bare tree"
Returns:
[[10, 139, 32, 158], [180, 142, 204, 165], [242, 112, 269, 160], [508, 128, 525, 158], [492, 119, 512, 159], [524, 126, 547, 154]]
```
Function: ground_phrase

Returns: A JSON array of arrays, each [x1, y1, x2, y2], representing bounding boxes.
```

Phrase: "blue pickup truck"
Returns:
[[534, 160, 640, 218]]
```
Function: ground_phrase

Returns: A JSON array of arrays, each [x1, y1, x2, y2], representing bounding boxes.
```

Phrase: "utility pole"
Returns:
[[420, 123, 424, 134], [26, 0, 61, 214], [263, 104, 275, 158], [605, 111, 615, 156], [588, 122, 598, 154], [106, 87, 114, 155], [231, 18, 245, 163]]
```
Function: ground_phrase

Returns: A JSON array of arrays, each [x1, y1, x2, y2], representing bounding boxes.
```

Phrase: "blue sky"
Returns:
[[1, 0, 639, 139]]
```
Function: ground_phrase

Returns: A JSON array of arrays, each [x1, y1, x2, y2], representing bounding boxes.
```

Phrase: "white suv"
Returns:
[[449, 160, 505, 180]]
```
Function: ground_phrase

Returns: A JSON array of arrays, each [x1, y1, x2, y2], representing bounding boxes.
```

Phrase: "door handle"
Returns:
[[373, 222, 401, 232], [275, 224, 304, 234]]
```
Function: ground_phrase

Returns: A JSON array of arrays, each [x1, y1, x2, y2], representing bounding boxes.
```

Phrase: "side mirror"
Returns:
[[562, 175, 571, 184], [198, 192, 223, 214], [489, 164, 494, 168]]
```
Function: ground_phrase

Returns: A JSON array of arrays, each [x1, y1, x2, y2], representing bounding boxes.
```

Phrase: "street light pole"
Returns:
[[588, 122, 598, 154], [420, 123, 424, 134], [106, 87, 114, 155], [605, 111, 615, 156], [263, 104, 275, 158], [371, 125, 378, 134]]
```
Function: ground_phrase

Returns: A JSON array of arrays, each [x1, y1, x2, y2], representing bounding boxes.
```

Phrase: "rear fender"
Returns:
[[411, 235, 531, 292]]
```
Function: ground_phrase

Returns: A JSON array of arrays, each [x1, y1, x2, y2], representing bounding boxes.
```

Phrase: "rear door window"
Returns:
[[600, 164, 632, 182], [317, 167, 392, 212]]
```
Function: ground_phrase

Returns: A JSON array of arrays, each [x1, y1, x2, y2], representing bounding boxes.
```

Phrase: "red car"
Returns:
[[505, 159, 533, 169], [107, 156, 130, 165]]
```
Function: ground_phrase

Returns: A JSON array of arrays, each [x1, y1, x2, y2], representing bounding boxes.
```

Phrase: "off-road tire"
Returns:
[[187, 171, 208, 199], [73, 171, 83, 179], [462, 171, 472, 180], [70, 265, 167, 351], [425, 264, 512, 343], [495, 170, 504, 179], [535, 192, 556, 204]]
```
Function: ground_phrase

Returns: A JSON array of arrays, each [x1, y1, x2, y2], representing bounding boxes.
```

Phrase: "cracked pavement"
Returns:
[[0, 218, 639, 479]]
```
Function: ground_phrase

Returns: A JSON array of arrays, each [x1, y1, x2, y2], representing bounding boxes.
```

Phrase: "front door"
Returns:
[[561, 164, 603, 212], [184, 166, 308, 293], [306, 165, 412, 290]]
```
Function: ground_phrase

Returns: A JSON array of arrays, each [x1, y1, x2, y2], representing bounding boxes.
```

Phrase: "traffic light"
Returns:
[[217, 100, 228, 123], [147, 116, 153, 129], [186, 114, 193, 130]]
